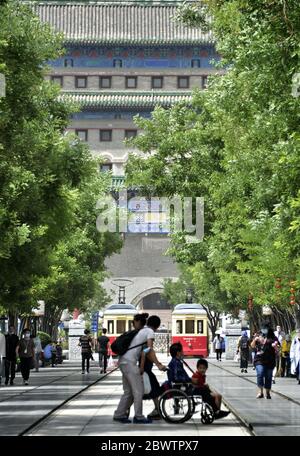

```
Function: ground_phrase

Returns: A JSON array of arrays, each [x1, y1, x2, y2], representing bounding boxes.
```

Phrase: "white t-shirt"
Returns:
[[120, 326, 155, 365]]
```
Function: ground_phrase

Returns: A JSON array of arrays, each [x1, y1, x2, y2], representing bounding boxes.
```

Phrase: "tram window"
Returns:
[[128, 320, 134, 331], [117, 320, 126, 334], [107, 320, 114, 334], [185, 320, 195, 334], [176, 320, 183, 334], [197, 320, 204, 334]]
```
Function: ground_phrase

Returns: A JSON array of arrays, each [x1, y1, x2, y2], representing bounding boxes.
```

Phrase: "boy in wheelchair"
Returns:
[[191, 358, 230, 420], [167, 343, 230, 420]]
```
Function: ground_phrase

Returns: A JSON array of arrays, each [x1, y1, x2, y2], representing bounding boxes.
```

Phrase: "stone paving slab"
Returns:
[[0, 360, 108, 436], [27, 363, 249, 437], [186, 359, 300, 436]]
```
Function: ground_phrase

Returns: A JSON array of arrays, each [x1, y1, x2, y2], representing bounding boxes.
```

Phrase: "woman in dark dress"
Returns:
[[250, 327, 279, 399], [142, 357, 164, 420]]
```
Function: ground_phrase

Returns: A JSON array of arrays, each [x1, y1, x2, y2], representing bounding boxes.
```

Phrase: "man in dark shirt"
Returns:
[[78, 329, 92, 374], [97, 328, 110, 374], [5, 326, 19, 385]]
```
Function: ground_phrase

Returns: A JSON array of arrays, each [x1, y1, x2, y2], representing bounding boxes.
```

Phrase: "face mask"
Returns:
[[24, 332, 30, 339]]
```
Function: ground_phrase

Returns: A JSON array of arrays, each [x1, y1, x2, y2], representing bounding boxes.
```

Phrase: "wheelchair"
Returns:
[[158, 382, 215, 425]]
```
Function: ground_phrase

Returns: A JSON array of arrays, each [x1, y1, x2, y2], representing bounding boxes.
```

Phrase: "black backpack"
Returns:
[[111, 329, 144, 356]]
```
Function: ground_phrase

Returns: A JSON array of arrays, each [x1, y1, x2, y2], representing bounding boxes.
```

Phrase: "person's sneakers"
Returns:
[[298, 380, 300, 385], [214, 410, 230, 420], [4, 380, 8, 386], [24, 381, 29, 386], [9, 381, 14, 386], [272, 379, 276, 384], [266, 393, 271, 399], [253, 366, 256, 370], [133, 417, 152, 424], [81, 371, 85, 374], [244, 369, 248, 373], [113, 417, 131, 424], [241, 369, 244, 373], [256, 393, 264, 399]]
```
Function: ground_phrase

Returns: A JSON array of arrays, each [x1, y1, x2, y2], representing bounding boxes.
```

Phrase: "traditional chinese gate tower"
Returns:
[[31, 1, 221, 326]]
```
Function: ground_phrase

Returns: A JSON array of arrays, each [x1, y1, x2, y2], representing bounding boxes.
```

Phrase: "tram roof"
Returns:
[[172, 303, 207, 315], [104, 303, 137, 315]]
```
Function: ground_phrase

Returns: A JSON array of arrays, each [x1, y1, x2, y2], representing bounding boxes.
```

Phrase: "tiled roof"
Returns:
[[61, 91, 192, 108], [29, 2, 213, 45]]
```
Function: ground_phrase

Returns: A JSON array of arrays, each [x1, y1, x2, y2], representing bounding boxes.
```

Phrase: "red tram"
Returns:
[[171, 304, 208, 357]]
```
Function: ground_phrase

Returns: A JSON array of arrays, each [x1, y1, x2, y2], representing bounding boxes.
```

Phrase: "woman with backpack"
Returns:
[[251, 326, 279, 399], [237, 330, 250, 373]]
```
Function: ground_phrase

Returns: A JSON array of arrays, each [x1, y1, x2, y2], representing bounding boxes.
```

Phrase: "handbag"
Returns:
[[107, 355, 114, 369], [143, 371, 151, 395]]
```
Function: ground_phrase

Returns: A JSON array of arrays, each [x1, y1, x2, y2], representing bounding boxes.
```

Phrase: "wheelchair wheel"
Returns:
[[159, 389, 193, 424], [201, 403, 214, 425]]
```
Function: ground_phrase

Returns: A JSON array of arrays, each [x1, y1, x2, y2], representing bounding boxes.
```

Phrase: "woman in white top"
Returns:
[[213, 334, 223, 361]]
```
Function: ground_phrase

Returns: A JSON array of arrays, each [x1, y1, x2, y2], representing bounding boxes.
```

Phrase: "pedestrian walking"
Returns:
[[213, 333, 223, 361], [251, 326, 279, 399], [16, 329, 35, 386], [4, 325, 19, 385], [97, 328, 110, 374], [237, 330, 250, 373], [290, 329, 300, 385], [273, 325, 284, 382], [56, 341, 63, 364], [113, 313, 165, 424], [0, 331, 6, 385], [43, 342, 53, 366], [79, 329, 92, 374], [280, 334, 291, 377], [32, 332, 42, 372]]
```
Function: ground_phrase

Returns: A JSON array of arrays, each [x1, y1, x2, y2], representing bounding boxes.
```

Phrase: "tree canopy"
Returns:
[[126, 0, 300, 330]]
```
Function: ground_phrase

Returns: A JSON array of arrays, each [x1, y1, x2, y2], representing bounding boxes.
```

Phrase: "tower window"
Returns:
[[113, 59, 123, 68], [64, 58, 74, 67], [75, 76, 87, 88], [125, 130, 137, 139], [51, 76, 63, 87], [100, 130, 112, 142], [178, 76, 190, 89], [202, 75, 208, 89], [100, 76, 112, 88], [151, 76, 163, 89], [100, 162, 113, 172], [191, 59, 201, 68], [75, 129, 88, 142], [126, 76, 137, 89]]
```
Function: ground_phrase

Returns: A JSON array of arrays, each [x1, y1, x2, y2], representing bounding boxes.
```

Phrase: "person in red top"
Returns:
[[192, 358, 230, 419]]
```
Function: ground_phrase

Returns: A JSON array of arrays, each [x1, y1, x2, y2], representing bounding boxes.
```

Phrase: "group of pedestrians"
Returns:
[[0, 326, 64, 386], [235, 325, 300, 399], [112, 312, 230, 424], [78, 328, 110, 375]]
